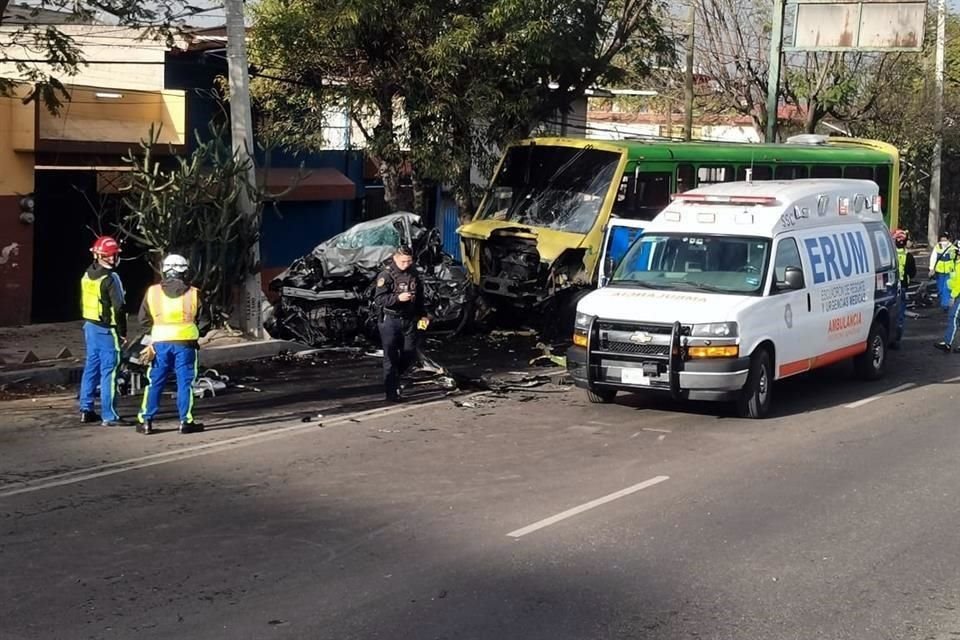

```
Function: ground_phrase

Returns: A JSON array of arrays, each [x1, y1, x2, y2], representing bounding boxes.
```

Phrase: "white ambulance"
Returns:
[[566, 179, 901, 418]]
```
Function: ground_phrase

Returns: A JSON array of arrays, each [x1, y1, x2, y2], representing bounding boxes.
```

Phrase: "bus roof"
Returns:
[[516, 136, 896, 165]]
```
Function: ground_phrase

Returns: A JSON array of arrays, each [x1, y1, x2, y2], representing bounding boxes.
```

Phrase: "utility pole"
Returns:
[[683, 3, 695, 142], [765, 0, 786, 142], [929, 0, 946, 246], [224, 0, 262, 338]]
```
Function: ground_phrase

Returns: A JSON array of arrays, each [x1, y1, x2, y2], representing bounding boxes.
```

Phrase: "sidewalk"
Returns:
[[0, 317, 302, 387]]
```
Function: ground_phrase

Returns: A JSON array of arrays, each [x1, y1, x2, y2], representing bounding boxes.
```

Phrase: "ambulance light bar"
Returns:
[[672, 193, 779, 206]]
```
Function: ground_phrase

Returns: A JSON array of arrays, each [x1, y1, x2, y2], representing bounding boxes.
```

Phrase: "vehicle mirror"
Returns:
[[780, 266, 804, 291]]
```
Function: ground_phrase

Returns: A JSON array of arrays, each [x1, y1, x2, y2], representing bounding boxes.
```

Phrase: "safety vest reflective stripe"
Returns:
[[81, 274, 115, 325], [897, 248, 907, 279], [148, 285, 200, 342], [935, 244, 957, 274]]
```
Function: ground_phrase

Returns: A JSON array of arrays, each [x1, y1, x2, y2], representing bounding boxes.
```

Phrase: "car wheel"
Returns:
[[737, 348, 773, 419], [855, 321, 888, 381]]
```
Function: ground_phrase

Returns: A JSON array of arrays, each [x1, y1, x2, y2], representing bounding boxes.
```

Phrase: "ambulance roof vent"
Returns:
[[785, 134, 830, 146]]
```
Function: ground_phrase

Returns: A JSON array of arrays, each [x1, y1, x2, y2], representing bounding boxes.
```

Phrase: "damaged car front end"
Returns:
[[266, 213, 473, 347], [458, 138, 628, 320]]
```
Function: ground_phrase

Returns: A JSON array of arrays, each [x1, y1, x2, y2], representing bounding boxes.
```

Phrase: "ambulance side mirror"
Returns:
[[779, 266, 805, 291]]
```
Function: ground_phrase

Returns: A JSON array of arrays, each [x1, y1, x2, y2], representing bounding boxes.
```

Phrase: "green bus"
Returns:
[[458, 135, 901, 309]]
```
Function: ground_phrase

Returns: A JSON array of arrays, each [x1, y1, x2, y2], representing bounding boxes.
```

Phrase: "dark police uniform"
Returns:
[[374, 259, 426, 400]]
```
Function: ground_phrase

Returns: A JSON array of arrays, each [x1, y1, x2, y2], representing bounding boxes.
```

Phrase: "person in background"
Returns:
[[935, 257, 960, 352], [136, 254, 204, 435], [929, 232, 957, 312], [893, 229, 915, 345], [79, 236, 129, 427]]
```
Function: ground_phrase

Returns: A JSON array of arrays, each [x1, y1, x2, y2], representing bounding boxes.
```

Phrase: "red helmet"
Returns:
[[91, 236, 120, 258], [892, 228, 907, 244]]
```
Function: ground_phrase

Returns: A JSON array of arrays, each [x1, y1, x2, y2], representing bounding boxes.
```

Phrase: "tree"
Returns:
[[249, 0, 674, 217], [0, 0, 203, 112], [116, 123, 278, 327]]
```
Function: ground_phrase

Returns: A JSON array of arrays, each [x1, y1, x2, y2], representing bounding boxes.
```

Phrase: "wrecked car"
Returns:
[[266, 212, 473, 347]]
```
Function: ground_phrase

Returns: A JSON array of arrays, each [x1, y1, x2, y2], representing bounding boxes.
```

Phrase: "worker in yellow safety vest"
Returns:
[[893, 229, 916, 345], [79, 236, 129, 427], [929, 233, 958, 311], [136, 254, 204, 435], [937, 260, 960, 352]]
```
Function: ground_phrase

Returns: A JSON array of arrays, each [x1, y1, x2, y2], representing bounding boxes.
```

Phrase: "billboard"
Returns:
[[786, 0, 927, 52]]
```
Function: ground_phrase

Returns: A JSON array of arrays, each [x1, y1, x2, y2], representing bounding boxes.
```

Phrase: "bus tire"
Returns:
[[855, 321, 888, 381], [586, 386, 617, 404], [737, 348, 773, 419]]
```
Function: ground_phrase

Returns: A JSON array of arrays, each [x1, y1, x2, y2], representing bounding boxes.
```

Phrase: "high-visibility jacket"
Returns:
[[81, 274, 118, 326], [897, 248, 907, 280], [931, 242, 957, 275], [146, 284, 200, 342]]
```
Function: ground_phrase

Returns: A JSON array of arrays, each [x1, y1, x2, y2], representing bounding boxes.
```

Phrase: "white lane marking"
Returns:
[[844, 383, 916, 409], [0, 394, 485, 499], [944, 376, 960, 383], [642, 427, 672, 434], [507, 475, 669, 538]]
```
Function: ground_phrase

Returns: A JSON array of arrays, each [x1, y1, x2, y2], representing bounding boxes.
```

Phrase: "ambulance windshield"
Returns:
[[610, 234, 770, 295], [476, 145, 620, 234]]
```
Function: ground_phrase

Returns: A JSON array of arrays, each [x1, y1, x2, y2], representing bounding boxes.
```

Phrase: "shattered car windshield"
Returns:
[[476, 145, 621, 234], [610, 234, 771, 295]]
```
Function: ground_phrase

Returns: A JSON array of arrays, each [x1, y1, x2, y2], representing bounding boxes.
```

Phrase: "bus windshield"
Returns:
[[476, 145, 621, 234], [610, 233, 771, 295]]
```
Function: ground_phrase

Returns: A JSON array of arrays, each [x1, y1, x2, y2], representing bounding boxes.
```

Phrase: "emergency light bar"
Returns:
[[671, 193, 780, 206]]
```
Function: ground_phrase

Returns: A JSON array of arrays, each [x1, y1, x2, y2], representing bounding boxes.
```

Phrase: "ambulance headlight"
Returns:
[[691, 322, 738, 338], [574, 312, 595, 331]]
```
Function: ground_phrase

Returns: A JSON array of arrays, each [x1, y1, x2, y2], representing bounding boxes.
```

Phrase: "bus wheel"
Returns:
[[737, 348, 772, 419], [586, 386, 617, 404], [855, 321, 888, 381]]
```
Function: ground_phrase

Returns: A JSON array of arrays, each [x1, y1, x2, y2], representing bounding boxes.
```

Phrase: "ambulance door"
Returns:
[[599, 218, 646, 287], [767, 235, 815, 378]]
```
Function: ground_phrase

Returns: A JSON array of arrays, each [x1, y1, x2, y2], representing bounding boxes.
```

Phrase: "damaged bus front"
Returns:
[[457, 139, 629, 316]]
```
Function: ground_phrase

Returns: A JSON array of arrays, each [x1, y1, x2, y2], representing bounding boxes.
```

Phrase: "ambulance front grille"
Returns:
[[598, 341, 670, 357]]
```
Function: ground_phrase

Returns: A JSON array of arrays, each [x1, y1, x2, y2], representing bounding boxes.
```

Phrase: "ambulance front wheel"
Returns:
[[737, 348, 773, 419], [854, 321, 888, 381], [586, 386, 617, 404]]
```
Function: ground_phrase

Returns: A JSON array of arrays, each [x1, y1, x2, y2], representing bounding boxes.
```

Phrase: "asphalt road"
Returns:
[[3, 315, 960, 640]]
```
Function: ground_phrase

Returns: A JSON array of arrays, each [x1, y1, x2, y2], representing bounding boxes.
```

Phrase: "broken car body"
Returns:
[[266, 213, 473, 347]]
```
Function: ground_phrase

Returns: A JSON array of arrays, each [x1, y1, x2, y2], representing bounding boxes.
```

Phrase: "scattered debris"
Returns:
[[265, 213, 474, 348]]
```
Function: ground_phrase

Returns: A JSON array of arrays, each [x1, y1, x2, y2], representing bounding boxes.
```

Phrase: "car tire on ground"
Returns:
[[855, 320, 888, 381], [737, 348, 773, 419], [586, 386, 617, 404]]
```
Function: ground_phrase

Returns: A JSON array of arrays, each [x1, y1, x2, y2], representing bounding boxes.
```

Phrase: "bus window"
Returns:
[[775, 165, 808, 180], [737, 165, 772, 181], [635, 173, 671, 219], [844, 165, 874, 180], [876, 165, 891, 208], [677, 164, 695, 193], [697, 165, 734, 186], [811, 165, 842, 178], [612, 173, 635, 217]]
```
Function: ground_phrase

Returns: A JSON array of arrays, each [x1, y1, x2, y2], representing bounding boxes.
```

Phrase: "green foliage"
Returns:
[[116, 123, 268, 327]]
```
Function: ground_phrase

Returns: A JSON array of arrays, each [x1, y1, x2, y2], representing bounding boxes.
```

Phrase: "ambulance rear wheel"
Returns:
[[586, 386, 617, 404], [855, 321, 888, 381], [737, 348, 772, 419]]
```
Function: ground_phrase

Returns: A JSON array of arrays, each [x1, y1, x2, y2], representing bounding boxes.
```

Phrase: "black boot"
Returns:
[[80, 410, 101, 424], [179, 421, 204, 434], [101, 418, 133, 427], [136, 420, 154, 435]]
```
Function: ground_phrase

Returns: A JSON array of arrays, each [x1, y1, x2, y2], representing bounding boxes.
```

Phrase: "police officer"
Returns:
[[374, 246, 428, 402], [136, 254, 204, 435], [79, 236, 129, 426], [929, 232, 957, 312], [893, 229, 916, 344]]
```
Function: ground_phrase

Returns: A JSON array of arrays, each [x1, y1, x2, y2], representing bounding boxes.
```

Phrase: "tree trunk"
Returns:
[[804, 99, 820, 134], [411, 172, 428, 219], [373, 93, 403, 212], [455, 163, 475, 225]]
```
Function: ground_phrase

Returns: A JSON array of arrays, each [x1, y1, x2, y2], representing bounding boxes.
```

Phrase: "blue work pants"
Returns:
[[79, 322, 121, 421], [937, 273, 952, 310], [138, 342, 198, 423]]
